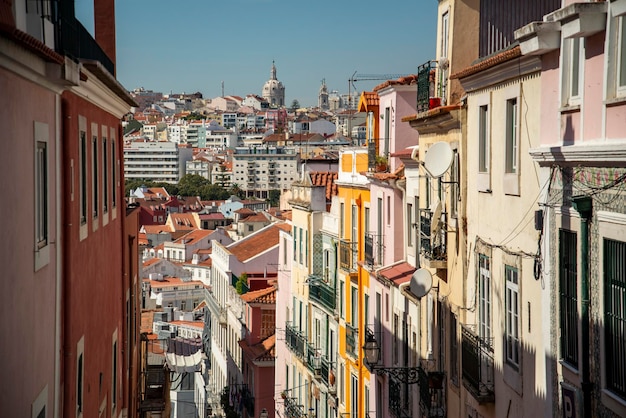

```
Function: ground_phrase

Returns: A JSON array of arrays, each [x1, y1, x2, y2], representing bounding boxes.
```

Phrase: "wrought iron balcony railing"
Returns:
[[285, 323, 307, 360], [461, 325, 495, 404], [419, 208, 446, 265], [346, 324, 358, 358], [57, 15, 115, 75], [308, 275, 336, 313], [339, 240, 357, 273], [416, 60, 445, 114], [283, 396, 306, 418], [389, 377, 412, 418], [364, 232, 384, 268]]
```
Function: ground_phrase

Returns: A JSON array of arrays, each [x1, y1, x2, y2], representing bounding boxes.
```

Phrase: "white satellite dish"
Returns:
[[410, 268, 433, 298], [423, 142, 453, 178]]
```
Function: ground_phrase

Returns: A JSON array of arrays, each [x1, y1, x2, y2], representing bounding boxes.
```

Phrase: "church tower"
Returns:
[[262, 61, 285, 107], [318, 78, 329, 110]]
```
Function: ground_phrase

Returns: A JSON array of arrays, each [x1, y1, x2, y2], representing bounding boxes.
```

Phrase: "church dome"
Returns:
[[262, 61, 285, 107]]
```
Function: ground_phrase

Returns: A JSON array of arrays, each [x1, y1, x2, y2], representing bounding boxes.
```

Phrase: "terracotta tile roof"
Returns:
[[228, 224, 285, 262], [358, 91, 379, 112], [235, 208, 255, 216], [170, 320, 204, 329], [143, 225, 173, 234], [199, 212, 225, 220], [6, 28, 64, 64], [144, 277, 204, 289], [175, 229, 212, 244], [139, 232, 150, 246], [401, 104, 462, 123], [141, 310, 156, 334], [242, 213, 270, 223], [378, 261, 416, 286], [390, 148, 414, 158], [309, 171, 339, 201], [241, 285, 277, 304], [450, 46, 521, 80], [373, 74, 419, 92], [143, 258, 161, 268], [239, 334, 276, 362]]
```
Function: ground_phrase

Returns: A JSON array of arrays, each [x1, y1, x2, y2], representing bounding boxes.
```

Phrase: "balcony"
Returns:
[[57, 15, 115, 75], [339, 240, 357, 273], [416, 60, 445, 114], [285, 323, 307, 361], [418, 369, 446, 417], [461, 325, 495, 404], [283, 396, 306, 418], [346, 324, 358, 358], [308, 275, 336, 313], [419, 208, 447, 269], [389, 378, 412, 418], [364, 233, 384, 268]]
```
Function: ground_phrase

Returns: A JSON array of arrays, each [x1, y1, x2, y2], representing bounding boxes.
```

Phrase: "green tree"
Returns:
[[267, 189, 281, 207], [177, 174, 210, 197], [235, 273, 248, 295], [290, 99, 300, 111]]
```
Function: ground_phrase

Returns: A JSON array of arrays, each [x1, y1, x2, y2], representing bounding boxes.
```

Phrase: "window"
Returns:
[[604, 238, 626, 399], [377, 198, 383, 235], [35, 135, 48, 250], [112, 339, 117, 412], [387, 196, 391, 225], [407, 203, 413, 247], [393, 313, 399, 364], [77, 352, 84, 415], [351, 286, 358, 326], [92, 135, 98, 219], [339, 280, 345, 319], [450, 150, 459, 217], [450, 313, 458, 385], [351, 374, 358, 418], [80, 131, 87, 225], [340, 202, 345, 237], [559, 229, 578, 367], [103, 138, 108, 213], [505, 265, 520, 369], [478, 105, 489, 173], [618, 16, 626, 94], [564, 37, 583, 106], [505, 98, 518, 174], [479, 254, 492, 345]]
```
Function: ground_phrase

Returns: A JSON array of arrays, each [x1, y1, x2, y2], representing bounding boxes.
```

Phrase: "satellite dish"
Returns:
[[430, 198, 442, 240], [410, 268, 433, 298], [424, 142, 453, 178]]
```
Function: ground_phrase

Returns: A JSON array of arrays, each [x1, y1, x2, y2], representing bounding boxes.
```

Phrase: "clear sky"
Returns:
[[106, 0, 439, 107]]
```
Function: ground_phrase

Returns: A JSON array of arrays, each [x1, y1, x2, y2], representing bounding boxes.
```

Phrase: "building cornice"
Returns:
[[529, 142, 626, 166]]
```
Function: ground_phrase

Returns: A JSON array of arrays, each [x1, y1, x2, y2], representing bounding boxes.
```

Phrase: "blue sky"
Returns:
[[84, 0, 438, 107]]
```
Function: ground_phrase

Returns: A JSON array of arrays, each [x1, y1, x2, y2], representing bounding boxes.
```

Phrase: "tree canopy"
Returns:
[[126, 174, 245, 200]]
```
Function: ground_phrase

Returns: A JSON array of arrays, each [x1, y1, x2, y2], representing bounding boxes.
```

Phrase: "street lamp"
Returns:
[[362, 328, 422, 385]]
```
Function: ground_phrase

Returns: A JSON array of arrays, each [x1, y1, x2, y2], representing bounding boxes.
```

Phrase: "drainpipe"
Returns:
[[571, 195, 592, 418], [54, 94, 63, 418]]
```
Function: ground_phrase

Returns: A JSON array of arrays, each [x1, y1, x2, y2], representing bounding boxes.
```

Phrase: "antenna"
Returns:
[[423, 142, 453, 178], [409, 268, 433, 298]]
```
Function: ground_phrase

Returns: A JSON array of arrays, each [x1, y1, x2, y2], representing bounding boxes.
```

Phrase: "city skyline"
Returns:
[[104, 0, 438, 107]]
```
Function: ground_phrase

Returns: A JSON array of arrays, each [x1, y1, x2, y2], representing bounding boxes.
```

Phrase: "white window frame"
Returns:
[[479, 254, 492, 346], [505, 265, 520, 370], [597, 211, 626, 413], [617, 16, 626, 96], [79, 116, 88, 241], [34, 121, 50, 271], [562, 37, 584, 107], [32, 385, 48, 418], [502, 84, 521, 196], [76, 336, 85, 418], [111, 329, 118, 416]]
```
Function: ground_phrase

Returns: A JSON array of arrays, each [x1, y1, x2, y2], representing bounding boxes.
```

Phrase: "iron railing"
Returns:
[[419, 208, 446, 262], [364, 233, 384, 268], [389, 378, 412, 418], [461, 325, 495, 404], [285, 323, 307, 360], [417, 61, 438, 113], [346, 324, 358, 358], [283, 396, 306, 418], [56, 15, 115, 75], [339, 239, 357, 272], [308, 275, 336, 313]]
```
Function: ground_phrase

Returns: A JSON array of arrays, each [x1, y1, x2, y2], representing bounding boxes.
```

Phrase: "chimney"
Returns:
[[94, 0, 117, 73]]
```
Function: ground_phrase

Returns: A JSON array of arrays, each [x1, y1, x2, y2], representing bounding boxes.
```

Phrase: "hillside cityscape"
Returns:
[[3, 1, 626, 418]]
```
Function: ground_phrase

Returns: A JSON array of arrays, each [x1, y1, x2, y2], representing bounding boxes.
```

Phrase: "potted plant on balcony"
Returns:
[[280, 390, 288, 400], [375, 155, 388, 172]]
